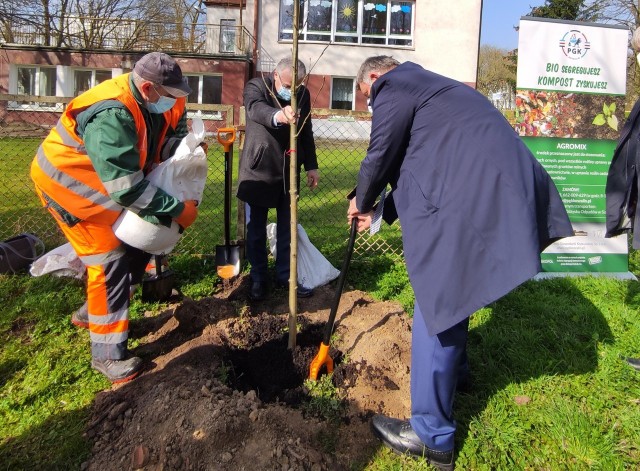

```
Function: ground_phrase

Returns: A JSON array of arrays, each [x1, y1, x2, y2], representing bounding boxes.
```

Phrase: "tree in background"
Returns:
[[527, 0, 602, 21], [594, 0, 639, 30], [477, 45, 516, 110], [0, 0, 206, 51], [591, 1, 640, 102]]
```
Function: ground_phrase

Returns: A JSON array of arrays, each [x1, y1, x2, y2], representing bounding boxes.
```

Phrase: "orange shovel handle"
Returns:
[[216, 127, 236, 152], [309, 342, 334, 381]]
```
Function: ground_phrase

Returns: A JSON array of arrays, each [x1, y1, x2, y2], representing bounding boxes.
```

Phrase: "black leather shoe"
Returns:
[[371, 415, 454, 470], [276, 281, 314, 298], [91, 356, 143, 384], [626, 357, 640, 371], [249, 281, 268, 301]]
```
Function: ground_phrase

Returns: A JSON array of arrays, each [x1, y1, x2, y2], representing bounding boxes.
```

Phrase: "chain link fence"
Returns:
[[0, 95, 402, 269]]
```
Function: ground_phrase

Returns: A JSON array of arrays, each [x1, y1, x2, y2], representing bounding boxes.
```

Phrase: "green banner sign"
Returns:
[[517, 18, 630, 275], [523, 137, 616, 223]]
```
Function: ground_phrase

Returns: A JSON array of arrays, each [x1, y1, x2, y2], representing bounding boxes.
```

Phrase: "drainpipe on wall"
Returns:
[[474, 0, 483, 90], [252, 0, 260, 77]]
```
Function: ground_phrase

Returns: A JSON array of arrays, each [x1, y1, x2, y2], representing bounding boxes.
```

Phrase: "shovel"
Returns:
[[309, 218, 358, 381], [141, 255, 174, 302], [215, 127, 241, 279]]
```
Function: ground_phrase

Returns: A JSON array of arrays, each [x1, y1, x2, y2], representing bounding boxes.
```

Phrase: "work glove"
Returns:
[[174, 200, 198, 230]]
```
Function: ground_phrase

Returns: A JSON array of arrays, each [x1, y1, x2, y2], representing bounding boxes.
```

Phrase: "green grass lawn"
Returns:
[[2, 250, 640, 469], [2, 137, 640, 469], [0, 135, 400, 260]]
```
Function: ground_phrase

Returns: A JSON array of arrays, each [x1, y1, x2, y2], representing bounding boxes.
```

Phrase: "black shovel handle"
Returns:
[[223, 145, 232, 245], [154, 254, 163, 277], [322, 218, 358, 345], [217, 128, 236, 246]]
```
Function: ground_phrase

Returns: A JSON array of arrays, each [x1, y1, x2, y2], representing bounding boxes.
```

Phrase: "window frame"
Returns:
[[330, 76, 356, 111], [219, 18, 237, 54], [184, 74, 224, 119], [72, 68, 113, 96], [11, 65, 60, 111], [279, 0, 415, 48]]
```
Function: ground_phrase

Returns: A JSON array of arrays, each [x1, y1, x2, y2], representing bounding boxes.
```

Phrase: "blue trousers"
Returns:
[[245, 197, 291, 284], [409, 302, 469, 452]]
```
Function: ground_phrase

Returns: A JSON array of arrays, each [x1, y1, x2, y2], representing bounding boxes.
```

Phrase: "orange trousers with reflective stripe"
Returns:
[[36, 188, 149, 360]]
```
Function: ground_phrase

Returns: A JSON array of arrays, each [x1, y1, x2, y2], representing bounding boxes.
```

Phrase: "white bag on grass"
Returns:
[[29, 242, 85, 279], [267, 223, 340, 289], [113, 116, 208, 255]]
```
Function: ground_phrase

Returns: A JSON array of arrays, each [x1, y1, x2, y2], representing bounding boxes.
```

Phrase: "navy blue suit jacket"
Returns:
[[605, 98, 640, 247], [356, 62, 573, 335]]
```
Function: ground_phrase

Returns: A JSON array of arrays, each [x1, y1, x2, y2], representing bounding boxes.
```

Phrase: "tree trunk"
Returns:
[[287, 0, 300, 350]]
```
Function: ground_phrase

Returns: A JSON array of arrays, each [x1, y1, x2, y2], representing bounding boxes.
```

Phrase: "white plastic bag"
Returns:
[[146, 116, 208, 202], [267, 223, 340, 289], [113, 116, 208, 255], [29, 242, 86, 279]]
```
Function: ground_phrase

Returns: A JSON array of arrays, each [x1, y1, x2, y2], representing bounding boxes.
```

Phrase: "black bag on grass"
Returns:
[[0, 233, 45, 274]]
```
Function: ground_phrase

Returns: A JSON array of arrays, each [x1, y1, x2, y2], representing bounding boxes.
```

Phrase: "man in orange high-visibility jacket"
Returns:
[[31, 52, 199, 383]]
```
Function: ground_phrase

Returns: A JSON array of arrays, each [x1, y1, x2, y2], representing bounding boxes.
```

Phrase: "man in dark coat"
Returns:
[[237, 58, 319, 300], [605, 27, 640, 372], [347, 56, 573, 470]]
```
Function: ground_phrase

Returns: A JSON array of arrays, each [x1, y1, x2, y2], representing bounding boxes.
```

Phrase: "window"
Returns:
[[307, 1, 332, 41], [279, 0, 304, 39], [185, 74, 223, 118], [331, 77, 355, 110], [220, 19, 236, 53], [185, 75, 222, 104], [336, 0, 359, 43], [279, 0, 414, 47], [13, 66, 58, 110], [74, 69, 112, 96], [17, 66, 56, 96]]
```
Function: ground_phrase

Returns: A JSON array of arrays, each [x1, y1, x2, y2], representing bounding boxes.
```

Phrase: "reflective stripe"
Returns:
[[88, 306, 127, 326], [102, 171, 144, 194], [36, 149, 123, 213], [132, 183, 157, 210], [80, 246, 125, 266], [89, 330, 128, 344], [55, 122, 80, 147], [161, 137, 181, 160]]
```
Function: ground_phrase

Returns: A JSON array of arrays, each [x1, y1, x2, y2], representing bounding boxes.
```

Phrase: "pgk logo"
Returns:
[[559, 29, 590, 60]]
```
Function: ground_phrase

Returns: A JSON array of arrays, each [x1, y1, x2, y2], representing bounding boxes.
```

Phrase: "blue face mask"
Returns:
[[147, 95, 176, 114], [277, 86, 292, 101]]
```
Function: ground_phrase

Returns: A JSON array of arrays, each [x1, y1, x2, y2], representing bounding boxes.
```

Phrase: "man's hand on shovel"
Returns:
[[347, 197, 373, 232], [174, 200, 199, 230]]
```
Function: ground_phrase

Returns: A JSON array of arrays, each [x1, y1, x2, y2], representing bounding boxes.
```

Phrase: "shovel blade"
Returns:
[[215, 244, 240, 279], [309, 342, 334, 381], [141, 271, 174, 302]]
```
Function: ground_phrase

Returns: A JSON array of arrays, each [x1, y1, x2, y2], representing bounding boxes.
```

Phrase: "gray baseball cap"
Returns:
[[133, 52, 191, 97]]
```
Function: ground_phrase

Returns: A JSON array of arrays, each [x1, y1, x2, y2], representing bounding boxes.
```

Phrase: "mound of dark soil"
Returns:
[[83, 276, 413, 470]]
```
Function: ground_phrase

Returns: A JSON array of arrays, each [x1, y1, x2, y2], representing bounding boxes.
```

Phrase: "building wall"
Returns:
[[0, 48, 249, 117], [206, 0, 482, 110], [245, 0, 481, 83]]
